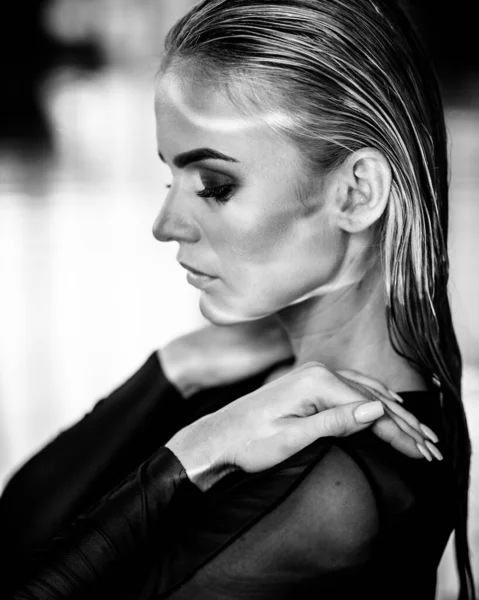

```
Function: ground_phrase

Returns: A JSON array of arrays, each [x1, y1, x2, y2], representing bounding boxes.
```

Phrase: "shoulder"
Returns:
[[228, 440, 381, 573], [285, 442, 379, 566]]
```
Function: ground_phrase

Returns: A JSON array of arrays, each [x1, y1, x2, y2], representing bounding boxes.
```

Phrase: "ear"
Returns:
[[334, 149, 392, 233]]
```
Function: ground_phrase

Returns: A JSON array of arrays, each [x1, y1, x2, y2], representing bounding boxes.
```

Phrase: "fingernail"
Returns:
[[354, 401, 384, 423], [388, 389, 404, 403], [425, 440, 443, 461], [419, 424, 439, 444], [416, 442, 433, 461]]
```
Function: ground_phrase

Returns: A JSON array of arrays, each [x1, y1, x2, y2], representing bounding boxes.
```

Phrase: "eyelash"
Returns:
[[196, 184, 234, 204], [165, 183, 234, 204]]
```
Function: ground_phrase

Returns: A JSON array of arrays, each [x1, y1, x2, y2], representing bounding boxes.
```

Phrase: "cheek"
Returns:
[[198, 200, 343, 322], [213, 200, 301, 267], [211, 199, 342, 308]]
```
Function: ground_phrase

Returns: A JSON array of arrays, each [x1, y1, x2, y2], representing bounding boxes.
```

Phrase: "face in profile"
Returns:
[[153, 70, 347, 325]]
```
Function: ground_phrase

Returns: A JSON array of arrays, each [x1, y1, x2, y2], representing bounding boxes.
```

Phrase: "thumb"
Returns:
[[290, 400, 385, 444]]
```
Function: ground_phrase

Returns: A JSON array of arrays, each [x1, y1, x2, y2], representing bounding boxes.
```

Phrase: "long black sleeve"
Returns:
[[0, 353, 185, 592]]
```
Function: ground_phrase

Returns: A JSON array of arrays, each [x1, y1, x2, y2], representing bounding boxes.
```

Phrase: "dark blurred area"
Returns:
[[0, 2, 103, 155], [402, 0, 479, 104]]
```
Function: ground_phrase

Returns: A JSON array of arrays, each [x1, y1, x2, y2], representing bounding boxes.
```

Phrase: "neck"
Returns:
[[275, 267, 426, 393]]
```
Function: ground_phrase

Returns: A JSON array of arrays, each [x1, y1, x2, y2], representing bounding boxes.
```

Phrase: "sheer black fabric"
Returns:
[[0, 353, 455, 599]]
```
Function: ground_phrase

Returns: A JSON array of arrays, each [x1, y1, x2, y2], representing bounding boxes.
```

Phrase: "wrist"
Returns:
[[165, 416, 234, 491]]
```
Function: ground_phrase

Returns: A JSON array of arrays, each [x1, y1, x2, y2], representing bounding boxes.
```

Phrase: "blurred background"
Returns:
[[0, 1, 477, 597]]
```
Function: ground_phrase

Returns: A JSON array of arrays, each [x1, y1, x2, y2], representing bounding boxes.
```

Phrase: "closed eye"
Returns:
[[164, 183, 235, 204], [196, 183, 235, 204]]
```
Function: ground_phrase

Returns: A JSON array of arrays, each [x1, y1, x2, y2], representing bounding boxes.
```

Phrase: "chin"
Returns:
[[198, 293, 271, 326]]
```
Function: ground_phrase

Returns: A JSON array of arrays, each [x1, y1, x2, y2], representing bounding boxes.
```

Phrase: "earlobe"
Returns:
[[337, 149, 391, 233]]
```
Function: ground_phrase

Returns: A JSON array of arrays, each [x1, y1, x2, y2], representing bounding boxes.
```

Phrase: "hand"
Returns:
[[159, 316, 294, 398], [165, 362, 442, 491]]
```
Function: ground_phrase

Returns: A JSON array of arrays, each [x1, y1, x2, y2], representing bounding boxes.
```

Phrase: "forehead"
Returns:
[[154, 70, 303, 169], [155, 70, 263, 132]]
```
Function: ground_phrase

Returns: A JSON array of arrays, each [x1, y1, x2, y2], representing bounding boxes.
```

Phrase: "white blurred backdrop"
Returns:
[[0, 1, 477, 597]]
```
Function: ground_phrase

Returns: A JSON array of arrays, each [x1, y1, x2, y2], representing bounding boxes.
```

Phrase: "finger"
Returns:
[[336, 370, 403, 403], [381, 404, 425, 445], [336, 384, 435, 448], [297, 366, 436, 450], [293, 364, 385, 412], [286, 400, 385, 447], [338, 378, 390, 406], [334, 377, 397, 420], [380, 398, 424, 434], [379, 399, 439, 443], [298, 365, 439, 447], [371, 414, 426, 459]]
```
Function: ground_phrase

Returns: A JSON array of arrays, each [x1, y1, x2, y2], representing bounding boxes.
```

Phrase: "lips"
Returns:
[[179, 261, 214, 278]]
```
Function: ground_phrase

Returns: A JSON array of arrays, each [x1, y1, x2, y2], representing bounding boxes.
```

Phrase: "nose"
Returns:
[[152, 193, 201, 244]]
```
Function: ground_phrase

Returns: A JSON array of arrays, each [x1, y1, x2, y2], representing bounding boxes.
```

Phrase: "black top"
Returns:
[[0, 353, 455, 599]]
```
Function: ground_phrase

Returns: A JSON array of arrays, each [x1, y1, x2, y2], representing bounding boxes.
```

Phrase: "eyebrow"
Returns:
[[158, 147, 239, 169]]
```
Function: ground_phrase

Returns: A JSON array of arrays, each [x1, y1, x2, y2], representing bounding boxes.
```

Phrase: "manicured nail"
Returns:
[[354, 401, 384, 423], [388, 389, 404, 403], [419, 424, 439, 444], [425, 440, 443, 461], [416, 442, 433, 461]]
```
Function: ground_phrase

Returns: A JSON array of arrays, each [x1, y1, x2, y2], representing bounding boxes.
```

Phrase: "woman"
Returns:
[[1, 0, 475, 598]]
